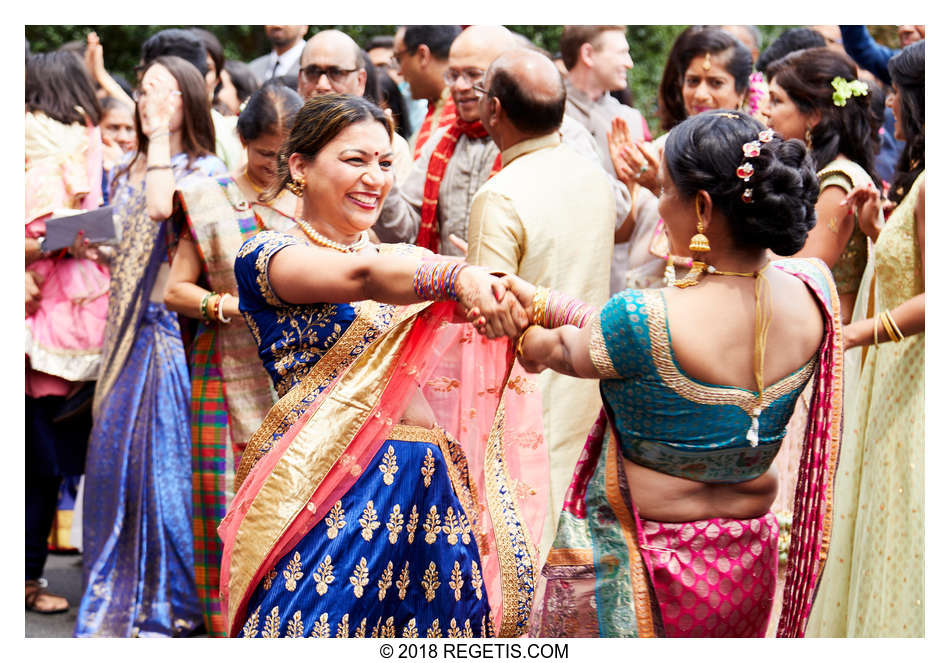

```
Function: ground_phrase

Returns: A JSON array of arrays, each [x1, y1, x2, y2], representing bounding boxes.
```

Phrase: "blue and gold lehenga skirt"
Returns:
[[240, 425, 492, 638], [75, 303, 203, 637]]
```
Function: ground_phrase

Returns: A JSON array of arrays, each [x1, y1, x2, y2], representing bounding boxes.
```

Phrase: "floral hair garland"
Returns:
[[831, 76, 869, 107]]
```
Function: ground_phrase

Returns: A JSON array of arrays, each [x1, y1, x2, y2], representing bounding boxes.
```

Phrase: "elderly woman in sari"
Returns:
[[219, 94, 549, 638], [499, 111, 843, 637]]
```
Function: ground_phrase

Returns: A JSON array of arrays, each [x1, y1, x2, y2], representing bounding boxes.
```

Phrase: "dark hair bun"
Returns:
[[664, 111, 818, 256]]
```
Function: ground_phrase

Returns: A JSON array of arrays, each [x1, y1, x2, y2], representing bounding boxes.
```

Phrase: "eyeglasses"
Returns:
[[300, 64, 359, 84], [444, 68, 486, 87], [389, 48, 411, 69], [472, 82, 490, 97]]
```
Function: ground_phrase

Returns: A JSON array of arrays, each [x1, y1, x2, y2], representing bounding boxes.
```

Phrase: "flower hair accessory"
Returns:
[[736, 128, 774, 203], [831, 76, 869, 107]]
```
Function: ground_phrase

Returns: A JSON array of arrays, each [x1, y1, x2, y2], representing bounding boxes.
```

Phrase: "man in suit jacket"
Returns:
[[248, 25, 308, 83]]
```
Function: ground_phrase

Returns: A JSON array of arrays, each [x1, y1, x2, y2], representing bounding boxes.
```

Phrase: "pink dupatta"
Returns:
[[219, 295, 548, 637]]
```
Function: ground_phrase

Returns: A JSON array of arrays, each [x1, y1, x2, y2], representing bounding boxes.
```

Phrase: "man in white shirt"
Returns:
[[248, 25, 309, 82]]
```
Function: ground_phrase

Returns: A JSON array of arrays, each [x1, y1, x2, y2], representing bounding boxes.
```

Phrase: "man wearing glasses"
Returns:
[[297, 29, 412, 182]]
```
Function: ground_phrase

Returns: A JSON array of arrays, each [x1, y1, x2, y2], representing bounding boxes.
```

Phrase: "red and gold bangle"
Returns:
[[412, 261, 470, 301]]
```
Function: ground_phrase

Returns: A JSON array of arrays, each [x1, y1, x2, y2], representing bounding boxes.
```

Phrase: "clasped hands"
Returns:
[[453, 268, 536, 340]]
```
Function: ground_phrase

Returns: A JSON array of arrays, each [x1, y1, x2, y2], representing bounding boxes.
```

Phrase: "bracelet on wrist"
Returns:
[[148, 130, 170, 140], [200, 291, 214, 323], [515, 324, 541, 359], [146, 164, 172, 172], [217, 293, 233, 324], [412, 261, 470, 301]]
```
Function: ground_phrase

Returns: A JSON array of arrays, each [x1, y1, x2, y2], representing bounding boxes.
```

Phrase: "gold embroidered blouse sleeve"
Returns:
[[588, 314, 621, 379]]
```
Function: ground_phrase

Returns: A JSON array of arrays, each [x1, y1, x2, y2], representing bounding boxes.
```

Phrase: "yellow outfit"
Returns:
[[807, 172, 924, 637]]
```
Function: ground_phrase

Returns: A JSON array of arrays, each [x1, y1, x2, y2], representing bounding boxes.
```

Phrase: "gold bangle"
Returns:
[[883, 310, 904, 341], [531, 286, 550, 326], [516, 324, 541, 359], [880, 311, 900, 343]]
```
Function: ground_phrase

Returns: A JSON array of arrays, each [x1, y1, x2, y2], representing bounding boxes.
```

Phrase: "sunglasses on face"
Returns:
[[300, 64, 359, 84]]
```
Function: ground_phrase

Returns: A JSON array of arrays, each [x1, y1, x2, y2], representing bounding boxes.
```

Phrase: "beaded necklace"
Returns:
[[293, 217, 370, 253]]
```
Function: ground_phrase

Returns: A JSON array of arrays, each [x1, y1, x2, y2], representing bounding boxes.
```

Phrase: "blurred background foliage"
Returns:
[[25, 25, 901, 137]]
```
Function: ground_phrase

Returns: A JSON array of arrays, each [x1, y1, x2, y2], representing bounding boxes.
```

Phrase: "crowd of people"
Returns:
[[24, 24, 925, 639]]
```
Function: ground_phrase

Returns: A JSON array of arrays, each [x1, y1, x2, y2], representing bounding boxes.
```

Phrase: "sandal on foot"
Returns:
[[25, 579, 69, 614]]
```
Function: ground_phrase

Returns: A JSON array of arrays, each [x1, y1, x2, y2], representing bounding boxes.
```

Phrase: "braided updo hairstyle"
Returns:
[[664, 110, 818, 256]]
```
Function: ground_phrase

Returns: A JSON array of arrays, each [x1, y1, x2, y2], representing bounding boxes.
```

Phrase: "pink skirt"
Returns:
[[639, 513, 779, 637]]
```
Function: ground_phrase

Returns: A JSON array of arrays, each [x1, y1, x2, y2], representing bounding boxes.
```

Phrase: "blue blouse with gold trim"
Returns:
[[594, 262, 818, 483], [235, 231, 359, 397]]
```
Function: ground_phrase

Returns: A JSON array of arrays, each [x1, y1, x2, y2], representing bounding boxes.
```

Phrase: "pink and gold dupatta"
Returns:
[[218, 284, 548, 637]]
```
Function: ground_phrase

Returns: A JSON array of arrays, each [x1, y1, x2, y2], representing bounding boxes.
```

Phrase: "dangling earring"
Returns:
[[688, 197, 711, 252], [674, 197, 711, 288], [286, 176, 305, 197], [805, 127, 813, 151]]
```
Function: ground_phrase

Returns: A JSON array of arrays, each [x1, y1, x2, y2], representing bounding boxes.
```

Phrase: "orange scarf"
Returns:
[[412, 95, 457, 160], [416, 119, 502, 252]]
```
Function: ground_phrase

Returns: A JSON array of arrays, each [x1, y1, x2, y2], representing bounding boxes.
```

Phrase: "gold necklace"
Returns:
[[293, 217, 369, 253]]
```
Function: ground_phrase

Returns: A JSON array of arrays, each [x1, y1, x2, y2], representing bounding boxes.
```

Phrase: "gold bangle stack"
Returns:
[[879, 310, 904, 343], [531, 286, 551, 326]]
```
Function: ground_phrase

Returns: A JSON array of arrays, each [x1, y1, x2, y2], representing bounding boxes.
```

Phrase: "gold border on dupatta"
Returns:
[[603, 428, 656, 638], [227, 301, 427, 632], [482, 397, 540, 637]]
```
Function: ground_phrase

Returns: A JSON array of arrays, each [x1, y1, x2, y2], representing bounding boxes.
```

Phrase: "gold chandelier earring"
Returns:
[[286, 176, 305, 197], [805, 127, 813, 151], [673, 197, 712, 288]]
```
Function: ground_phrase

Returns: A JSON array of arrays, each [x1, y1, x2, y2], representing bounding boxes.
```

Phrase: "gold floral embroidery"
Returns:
[[262, 605, 281, 638], [360, 500, 381, 541], [471, 560, 483, 600], [423, 505, 441, 544], [350, 557, 370, 598], [421, 448, 435, 488], [402, 618, 418, 638], [380, 617, 396, 638], [481, 614, 487, 637], [506, 374, 536, 394], [262, 568, 277, 591], [386, 504, 404, 544], [312, 554, 335, 596], [449, 561, 463, 601], [426, 376, 460, 392], [442, 507, 464, 545], [354, 617, 367, 638], [426, 619, 442, 638], [448, 618, 463, 638], [422, 561, 440, 602], [325, 501, 346, 540], [396, 561, 410, 600], [406, 505, 419, 543], [377, 561, 394, 601], [464, 619, 474, 637], [285, 610, 304, 638], [283, 551, 304, 591], [370, 616, 382, 638], [242, 605, 261, 637], [379, 445, 398, 485], [311, 612, 330, 638], [457, 510, 473, 545], [336, 614, 350, 638]]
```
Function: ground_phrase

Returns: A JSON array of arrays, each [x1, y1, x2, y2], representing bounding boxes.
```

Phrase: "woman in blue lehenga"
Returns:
[[75, 56, 226, 637]]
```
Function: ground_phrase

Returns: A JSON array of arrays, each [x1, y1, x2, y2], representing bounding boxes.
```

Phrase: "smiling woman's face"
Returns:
[[291, 119, 395, 239], [681, 53, 743, 117]]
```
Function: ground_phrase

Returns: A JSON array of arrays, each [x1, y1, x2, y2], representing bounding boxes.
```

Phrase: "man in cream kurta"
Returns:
[[467, 50, 615, 561]]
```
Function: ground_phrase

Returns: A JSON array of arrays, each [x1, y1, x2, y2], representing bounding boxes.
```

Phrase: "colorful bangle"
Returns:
[[412, 261, 470, 301], [541, 289, 595, 328], [531, 286, 551, 326], [200, 291, 214, 323]]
